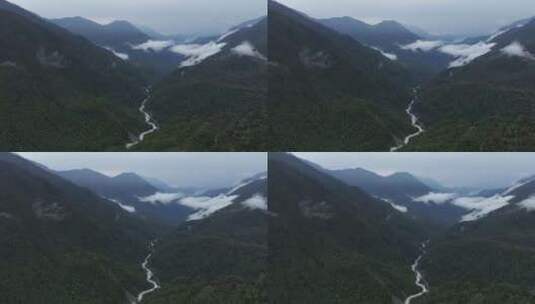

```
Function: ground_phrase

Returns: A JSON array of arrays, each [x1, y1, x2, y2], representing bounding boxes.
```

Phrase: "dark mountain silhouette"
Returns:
[[0, 153, 153, 303], [267, 0, 416, 151], [267, 153, 426, 303], [0, 0, 148, 150]]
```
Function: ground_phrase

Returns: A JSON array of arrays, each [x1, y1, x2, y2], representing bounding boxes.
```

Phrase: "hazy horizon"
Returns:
[[294, 152, 535, 189], [277, 0, 535, 37], [17, 153, 266, 189], [8, 0, 266, 36]]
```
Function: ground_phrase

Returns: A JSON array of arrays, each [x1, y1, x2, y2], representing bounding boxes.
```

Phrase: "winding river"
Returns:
[[391, 89, 425, 152], [136, 240, 160, 303], [126, 89, 159, 150], [404, 242, 429, 304]]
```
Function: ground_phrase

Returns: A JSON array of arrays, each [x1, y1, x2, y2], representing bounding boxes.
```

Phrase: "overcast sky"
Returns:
[[18, 153, 266, 189], [9, 0, 266, 35], [278, 0, 535, 36], [294, 153, 535, 189]]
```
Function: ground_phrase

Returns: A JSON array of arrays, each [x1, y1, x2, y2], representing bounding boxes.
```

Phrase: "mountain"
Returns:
[[267, 1, 417, 151], [51, 17, 149, 46], [133, 17, 268, 151], [319, 17, 453, 82], [407, 18, 535, 151], [51, 17, 185, 81], [0, 0, 148, 150], [327, 168, 466, 225], [417, 176, 535, 302], [0, 153, 153, 303], [58, 169, 193, 225], [141, 174, 268, 303], [267, 153, 426, 303]]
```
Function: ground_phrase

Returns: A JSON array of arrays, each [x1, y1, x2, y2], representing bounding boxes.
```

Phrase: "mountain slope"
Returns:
[[267, 153, 426, 303], [327, 168, 466, 225], [0, 153, 153, 303], [58, 169, 193, 225], [0, 0, 147, 150], [51, 17, 149, 46], [319, 17, 453, 82], [135, 17, 268, 151], [143, 176, 268, 303], [51, 17, 185, 81], [407, 19, 535, 151], [267, 1, 415, 151], [417, 177, 535, 303]]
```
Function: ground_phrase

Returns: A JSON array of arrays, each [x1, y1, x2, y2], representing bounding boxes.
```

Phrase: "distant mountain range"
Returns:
[[0, 0, 267, 151], [284, 153, 535, 303], [407, 18, 535, 151], [0, 152, 268, 303], [267, 0, 535, 151]]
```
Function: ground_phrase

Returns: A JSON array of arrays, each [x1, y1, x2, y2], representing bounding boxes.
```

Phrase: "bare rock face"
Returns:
[[32, 200, 69, 221], [299, 48, 334, 69], [298, 200, 335, 220], [36, 47, 67, 68]]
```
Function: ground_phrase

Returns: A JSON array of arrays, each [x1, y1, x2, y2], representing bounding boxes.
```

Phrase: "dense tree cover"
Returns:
[[267, 1, 415, 151], [0, 153, 154, 303], [0, 7, 147, 150], [407, 20, 535, 151], [267, 153, 427, 303], [135, 19, 268, 151], [145, 202, 267, 303]]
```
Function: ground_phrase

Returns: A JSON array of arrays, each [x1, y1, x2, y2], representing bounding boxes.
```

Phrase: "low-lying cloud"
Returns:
[[231, 41, 267, 60], [439, 42, 496, 67], [138, 192, 184, 204], [457, 195, 513, 221], [170, 42, 226, 67], [413, 192, 457, 204], [107, 198, 136, 213], [401, 40, 444, 52], [131, 40, 175, 52], [241, 195, 267, 211], [371, 46, 397, 61], [180, 194, 237, 220], [518, 196, 535, 211], [501, 42, 535, 60], [104, 47, 129, 60]]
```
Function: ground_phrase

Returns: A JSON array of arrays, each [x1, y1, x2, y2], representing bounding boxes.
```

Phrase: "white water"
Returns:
[[404, 242, 429, 304], [136, 240, 160, 303], [126, 89, 159, 149], [391, 90, 425, 152]]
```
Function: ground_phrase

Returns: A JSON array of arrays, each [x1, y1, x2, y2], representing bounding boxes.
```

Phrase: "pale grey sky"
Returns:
[[9, 0, 266, 35], [277, 0, 535, 36], [18, 153, 266, 189], [294, 152, 535, 189]]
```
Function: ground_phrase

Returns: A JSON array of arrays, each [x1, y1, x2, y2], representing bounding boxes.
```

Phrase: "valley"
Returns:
[[0, 0, 267, 151], [0, 152, 267, 304], [279, 152, 535, 303], [269, 0, 535, 151], [126, 89, 159, 150], [391, 89, 425, 152]]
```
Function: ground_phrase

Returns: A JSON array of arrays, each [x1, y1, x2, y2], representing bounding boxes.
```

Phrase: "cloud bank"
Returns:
[[241, 195, 267, 211], [171, 42, 226, 67], [180, 194, 237, 220], [501, 42, 535, 60], [138, 192, 184, 204], [131, 40, 175, 52], [231, 41, 267, 60], [439, 42, 496, 67], [413, 192, 457, 204]]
